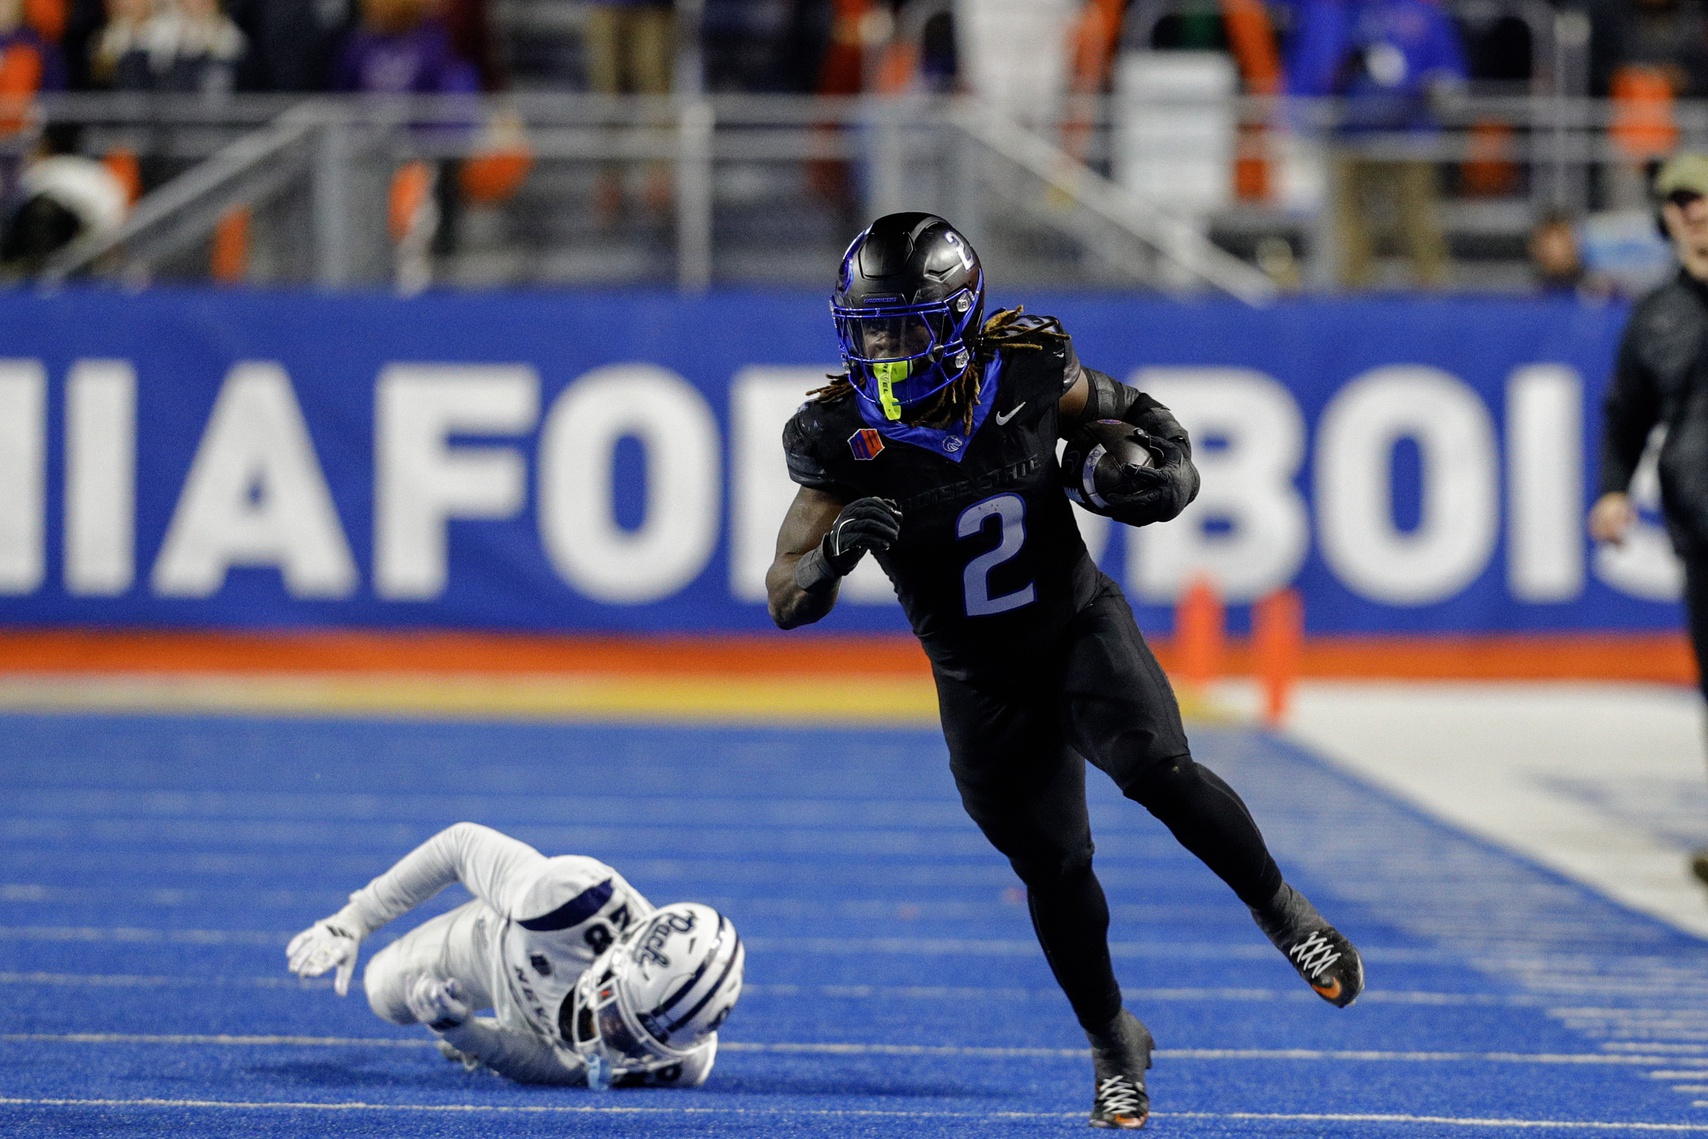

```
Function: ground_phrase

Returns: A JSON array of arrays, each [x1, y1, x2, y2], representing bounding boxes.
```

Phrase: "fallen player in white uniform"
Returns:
[[286, 822, 744, 1089]]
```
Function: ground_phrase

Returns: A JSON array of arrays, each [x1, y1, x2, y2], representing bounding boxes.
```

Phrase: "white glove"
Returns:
[[406, 975, 470, 1031], [286, 920, 361, 997]]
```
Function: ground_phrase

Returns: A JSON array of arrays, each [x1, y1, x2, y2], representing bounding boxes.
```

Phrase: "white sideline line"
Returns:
[[0, 972, 325, 989], [1166, 1113, 1708, 1132], [0, 974, 1539, 1007], [0, 926, 282, 946], [0, 1033, 434, 1048], [0, 1097, 1706, 1131], [726, 1044, 1703, 1066], [4, 1032, 1700, 1067], [743, 982, 1546, 1007], [0, 925, 1451, 962]]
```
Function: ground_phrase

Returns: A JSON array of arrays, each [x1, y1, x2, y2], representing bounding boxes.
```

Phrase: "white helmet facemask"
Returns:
[[563, 902, 744, 1089]]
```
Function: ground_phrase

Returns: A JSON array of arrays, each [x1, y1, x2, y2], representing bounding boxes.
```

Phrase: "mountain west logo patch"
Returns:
[[848, 428, 885, 461]]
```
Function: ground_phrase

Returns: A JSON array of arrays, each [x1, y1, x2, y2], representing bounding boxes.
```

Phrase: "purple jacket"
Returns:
[[332, 20, 479, 95]]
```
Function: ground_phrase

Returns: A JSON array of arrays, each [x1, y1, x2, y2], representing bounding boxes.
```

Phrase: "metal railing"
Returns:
[[10, 89, 1703, 297]]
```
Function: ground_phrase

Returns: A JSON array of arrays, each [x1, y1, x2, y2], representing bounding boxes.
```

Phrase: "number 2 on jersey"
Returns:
[[957, 493, 1036, 617]]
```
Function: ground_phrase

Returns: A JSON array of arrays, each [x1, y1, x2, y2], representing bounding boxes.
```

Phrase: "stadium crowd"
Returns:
[[0, 0, 1704, 289]]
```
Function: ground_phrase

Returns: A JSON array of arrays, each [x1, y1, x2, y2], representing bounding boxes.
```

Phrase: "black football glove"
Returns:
[[794, 497, 903, 591], [822, 497, 903, 574], [1103, 436, 1198, 525]]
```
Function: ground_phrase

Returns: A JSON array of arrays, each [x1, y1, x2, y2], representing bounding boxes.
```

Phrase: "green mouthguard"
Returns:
[[873, 360, 909, 421]]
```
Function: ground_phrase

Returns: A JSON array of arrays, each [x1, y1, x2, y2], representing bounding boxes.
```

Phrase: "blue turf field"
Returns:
[[1, 711, 1706, 1136]]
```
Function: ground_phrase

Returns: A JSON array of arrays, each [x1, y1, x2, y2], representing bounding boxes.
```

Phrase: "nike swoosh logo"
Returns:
[[995, 402, 1026, 425], [1312, 978, 1342, 1001]]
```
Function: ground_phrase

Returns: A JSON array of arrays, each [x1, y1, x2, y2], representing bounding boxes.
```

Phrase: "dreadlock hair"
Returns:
[[808, 307, 1070, 432]]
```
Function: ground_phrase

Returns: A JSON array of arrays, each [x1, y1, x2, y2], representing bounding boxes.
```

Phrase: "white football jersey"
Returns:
[[336, 824, 655, 1057], [489, 854, 655, 1044]]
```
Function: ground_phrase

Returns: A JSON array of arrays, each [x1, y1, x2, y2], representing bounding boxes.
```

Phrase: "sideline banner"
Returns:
[[0, 289, 1678, 635]]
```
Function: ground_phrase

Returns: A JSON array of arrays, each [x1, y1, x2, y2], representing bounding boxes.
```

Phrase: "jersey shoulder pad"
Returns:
[[783, 389, 862, 493], [986, 314, 1080, 401], [515, 856, 640, 933]]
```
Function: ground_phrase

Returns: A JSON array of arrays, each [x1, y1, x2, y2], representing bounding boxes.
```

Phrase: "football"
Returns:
[[1060, 419, 1155, 512]]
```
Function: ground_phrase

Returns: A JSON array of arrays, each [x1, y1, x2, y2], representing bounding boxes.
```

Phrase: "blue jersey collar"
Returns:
[[856, 357, 1000, 462]]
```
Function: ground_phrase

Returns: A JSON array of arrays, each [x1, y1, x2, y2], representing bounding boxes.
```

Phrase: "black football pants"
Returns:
[[933, 583, 1284, 1031], [1684, 555, 1708, 705]]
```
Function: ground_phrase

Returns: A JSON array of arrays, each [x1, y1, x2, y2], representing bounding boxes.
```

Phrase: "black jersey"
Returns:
[[783, 317, 1103, 683]]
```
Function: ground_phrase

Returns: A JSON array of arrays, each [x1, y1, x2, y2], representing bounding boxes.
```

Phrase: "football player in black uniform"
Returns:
[[766, 214, 1364, 1129]]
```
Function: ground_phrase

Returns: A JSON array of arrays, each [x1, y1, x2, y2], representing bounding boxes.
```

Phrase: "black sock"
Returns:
[[1249, 882, 1327, 948], [1086, 1008, 1155, 1081]]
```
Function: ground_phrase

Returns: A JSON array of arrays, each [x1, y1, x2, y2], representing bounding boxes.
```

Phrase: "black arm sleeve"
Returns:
[[1069, 368, 1193, 459], [1599, 324, 1662, 496], [1070, 368, 1200, 525]]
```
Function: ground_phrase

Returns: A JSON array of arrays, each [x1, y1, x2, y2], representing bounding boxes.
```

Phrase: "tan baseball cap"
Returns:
[[1655, 153, 1708, 197]]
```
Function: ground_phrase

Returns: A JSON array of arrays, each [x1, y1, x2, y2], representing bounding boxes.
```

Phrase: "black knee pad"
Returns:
[[1117, 753, 1198, 807], [1008, 842, 1095, 888]]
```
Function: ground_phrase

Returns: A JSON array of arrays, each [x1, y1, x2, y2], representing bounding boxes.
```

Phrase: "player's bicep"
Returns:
[[774, 486, 846, 558], [1058, 366, 1091, 432]]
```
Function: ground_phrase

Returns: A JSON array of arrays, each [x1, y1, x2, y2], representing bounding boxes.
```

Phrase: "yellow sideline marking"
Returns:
[[0, 672, 1232, 724], [0, 673, 943, 725]]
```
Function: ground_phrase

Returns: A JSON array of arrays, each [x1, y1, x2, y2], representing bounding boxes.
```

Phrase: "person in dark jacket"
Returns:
[[1589, 151, 1708, 893]]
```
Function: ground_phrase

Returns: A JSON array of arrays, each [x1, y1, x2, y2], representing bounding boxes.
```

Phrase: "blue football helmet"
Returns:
[[831, 213, 985, 421]]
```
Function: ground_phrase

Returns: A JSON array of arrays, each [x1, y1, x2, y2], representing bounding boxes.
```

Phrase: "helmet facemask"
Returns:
[[832, 290, 979, 420], [562, 902, 744, 1090]]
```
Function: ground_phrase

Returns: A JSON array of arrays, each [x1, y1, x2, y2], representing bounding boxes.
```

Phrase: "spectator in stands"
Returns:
[[0, 0, 66, 101], [585, 0, 673, 99], [1588, 152, 1708, 897], [1285, 0, 1467, 290], [226, 0, 354, 92], [1530, 211, 1586, 295], [443, 0, 502, 90], [335, 0, 481, 262], [332, 0, 478, 95], [90, 0, 245, 94], [1591, 0, 1708, 99], [584, 0, 673, 220]]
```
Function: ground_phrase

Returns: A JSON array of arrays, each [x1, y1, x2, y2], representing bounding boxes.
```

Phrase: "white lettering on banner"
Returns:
[[65, 360, 136, 596], [727, 368, 894, 604], [0, 361, 45, 594], [373, 365, 538, 600], [1316, 365, 1499, 605], [538, 364, 720, 604], [1594, 426, 1684, 601], [1506, 365, 1584, 602], [152, 363, 357, 598], [1125, 368, 1308, 603]]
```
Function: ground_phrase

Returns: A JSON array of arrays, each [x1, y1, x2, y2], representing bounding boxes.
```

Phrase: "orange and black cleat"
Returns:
[[1086, 1009, 1153, 1129], [1253, 883, 1365, 1008], [1090, 1073, 1149, 1130]]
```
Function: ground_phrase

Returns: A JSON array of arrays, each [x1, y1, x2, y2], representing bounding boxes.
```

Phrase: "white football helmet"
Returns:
[[564, 902, 744, 1087]]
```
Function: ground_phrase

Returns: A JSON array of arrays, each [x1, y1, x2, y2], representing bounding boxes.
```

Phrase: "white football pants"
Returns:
[[362, 900, 496, 1025]]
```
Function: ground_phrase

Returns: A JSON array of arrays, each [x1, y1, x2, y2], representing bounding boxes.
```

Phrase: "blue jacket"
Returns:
[[1284, 0, 1467, 131]]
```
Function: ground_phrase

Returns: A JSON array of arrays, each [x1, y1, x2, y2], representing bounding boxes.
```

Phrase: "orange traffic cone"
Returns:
[[1175, 576, 1225, 690], [1253, 588, 1302, 728]]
